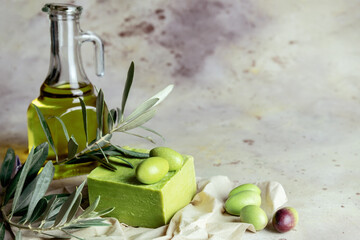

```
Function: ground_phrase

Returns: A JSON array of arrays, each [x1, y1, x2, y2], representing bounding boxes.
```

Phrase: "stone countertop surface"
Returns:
[[0, 0, 359, 239]]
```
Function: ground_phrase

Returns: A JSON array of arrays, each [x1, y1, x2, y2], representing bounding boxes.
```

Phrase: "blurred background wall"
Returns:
[[0, 0, 359, 177]]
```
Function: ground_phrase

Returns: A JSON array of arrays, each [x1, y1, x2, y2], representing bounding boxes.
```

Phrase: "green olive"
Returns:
[[225, 190, 261, 216], [149, 147, 184, 171], [240, 205, 268, 231], [229, 183, 261, 197], [135, 157, 169, 184]]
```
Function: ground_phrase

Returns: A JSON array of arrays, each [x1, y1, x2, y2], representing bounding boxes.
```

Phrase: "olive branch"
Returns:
[[0, 62, 173, 239], [34, 62, 173, 171], [0, 144, 114, 239]]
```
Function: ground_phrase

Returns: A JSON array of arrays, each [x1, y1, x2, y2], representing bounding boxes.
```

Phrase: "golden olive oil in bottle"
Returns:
[[27, 4, 108, 179]]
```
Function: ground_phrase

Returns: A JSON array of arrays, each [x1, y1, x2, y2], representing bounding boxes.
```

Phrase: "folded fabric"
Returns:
[[16, 175, 288, 240]]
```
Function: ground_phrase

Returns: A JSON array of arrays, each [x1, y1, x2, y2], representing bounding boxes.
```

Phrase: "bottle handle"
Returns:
[[78, 31, 105, 77]]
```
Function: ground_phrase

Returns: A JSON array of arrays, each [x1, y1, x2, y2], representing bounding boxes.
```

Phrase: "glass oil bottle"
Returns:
[[27, 4, 108, 178]]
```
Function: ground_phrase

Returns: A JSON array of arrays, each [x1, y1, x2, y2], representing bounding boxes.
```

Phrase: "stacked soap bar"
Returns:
[[87, 155, 196, 228]]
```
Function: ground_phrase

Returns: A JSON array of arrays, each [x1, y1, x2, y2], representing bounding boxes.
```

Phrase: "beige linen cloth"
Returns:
[[16, 175, 287, 240]]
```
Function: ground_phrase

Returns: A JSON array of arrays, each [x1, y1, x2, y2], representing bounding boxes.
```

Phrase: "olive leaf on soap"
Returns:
[[34, 62, 174, 170], [0, 145, 113, 239]]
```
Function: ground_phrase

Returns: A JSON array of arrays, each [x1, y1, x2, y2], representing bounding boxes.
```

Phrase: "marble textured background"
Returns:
[[1, 0, 360, 239]]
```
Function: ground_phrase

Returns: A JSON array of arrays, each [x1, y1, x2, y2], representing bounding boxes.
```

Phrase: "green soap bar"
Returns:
[[87, 154, 196, 228]]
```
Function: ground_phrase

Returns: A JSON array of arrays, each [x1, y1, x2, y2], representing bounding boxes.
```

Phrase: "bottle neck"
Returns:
[[44, 14, 90, 91]]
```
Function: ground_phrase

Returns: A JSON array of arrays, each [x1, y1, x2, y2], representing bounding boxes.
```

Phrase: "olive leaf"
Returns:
[[38, 232, 68, 239], [96, 89, 105, 139], [108, 156, 134, 168], [66, 193, 82, 223], [111, 145, 149, 158], [139, 126, 165, 141], [54, 181, 86, 227], [25, 161, 54, 223], [115, 109, 156, 132], [67, 145, 144, 165], [97, 157, 117, 171], [33, 104, 58, 162], [83, 207, 114, 219], [84, 154, 116, 171], [0, 148, 15, 187], [122, 131, 155, 144], [38, 195, 57, 226], [10, 147, 35, 219], [64, 218, 111, 229], [149, 84, 174, 107], [97, 145, 109, 164], [79, 98, 88, 145], [124, 84, 173, 123], [60, 229, 85, 240], [14, 175, 40, 214], [79, 196, 100, 219], [43, 195, 69, 222], [14, 161, 53, 219], [121, 61, 134, 120], [4, 143, 48, 205], [125, 98, 159, 122], [114, 107, 121, 126], [28, 198, 48, 223], [28, 143, 49, 178], [68, 136, 79, 159], [54, 116, 70, 142], [108, 112, 114, 131]]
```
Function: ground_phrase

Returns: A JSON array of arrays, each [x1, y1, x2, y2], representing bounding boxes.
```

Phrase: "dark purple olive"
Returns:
[[272, 207, 298, 233]]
